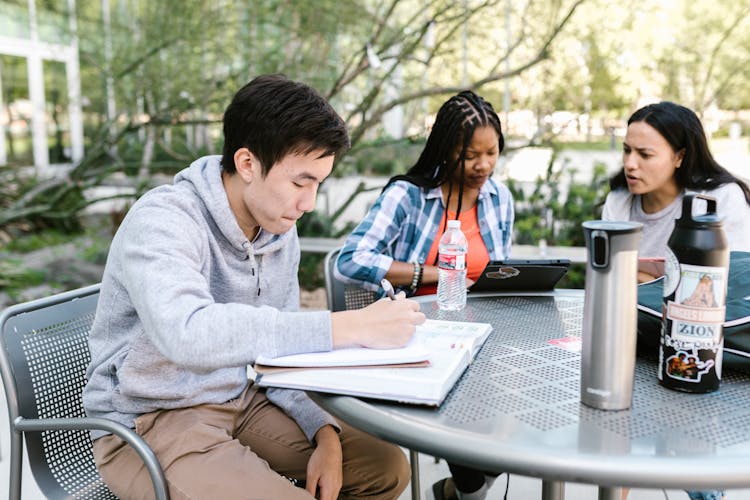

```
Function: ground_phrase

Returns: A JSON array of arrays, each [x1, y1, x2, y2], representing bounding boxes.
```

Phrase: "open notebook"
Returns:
[[254, 319, 492, 406]]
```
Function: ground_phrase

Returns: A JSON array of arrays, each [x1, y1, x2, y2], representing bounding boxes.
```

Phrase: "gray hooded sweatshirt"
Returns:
[[83, 155, 337, 441]]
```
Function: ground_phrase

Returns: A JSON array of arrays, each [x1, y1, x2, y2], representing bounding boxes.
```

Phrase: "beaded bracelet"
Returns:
[[410, 261, 420, 291], [416, 263, 424, 289]]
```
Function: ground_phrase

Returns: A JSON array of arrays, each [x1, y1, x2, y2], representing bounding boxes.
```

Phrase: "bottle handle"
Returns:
[[681, 194, 717, 222]]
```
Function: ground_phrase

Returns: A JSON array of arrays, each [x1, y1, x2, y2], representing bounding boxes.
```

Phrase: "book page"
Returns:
[[414, 320, 492, 358], [256, 348, 470, 405], [255, 340, 430, 368], [255, 319, 491, 368]]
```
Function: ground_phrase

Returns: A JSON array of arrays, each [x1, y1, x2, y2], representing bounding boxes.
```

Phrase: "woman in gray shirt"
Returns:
[[603, 101, 749, 500], [603, 101, 750, 284]]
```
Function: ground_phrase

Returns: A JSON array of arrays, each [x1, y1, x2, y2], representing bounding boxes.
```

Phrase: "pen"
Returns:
[[381, 278, 397, 300]]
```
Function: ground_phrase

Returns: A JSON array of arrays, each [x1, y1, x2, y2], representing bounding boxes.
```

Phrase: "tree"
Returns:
[[1, 0, 587, 233], [652, 0, 750, 114]]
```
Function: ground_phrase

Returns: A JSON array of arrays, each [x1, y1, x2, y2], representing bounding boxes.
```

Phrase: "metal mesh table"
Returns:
[[310, 291, 750, 500]]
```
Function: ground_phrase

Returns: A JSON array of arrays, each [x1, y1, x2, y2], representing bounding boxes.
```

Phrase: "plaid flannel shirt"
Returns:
[[335, 178, 514, 295]]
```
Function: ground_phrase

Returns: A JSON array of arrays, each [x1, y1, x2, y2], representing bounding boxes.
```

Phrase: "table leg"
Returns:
[[409, 449, 420, 500], [598, 487, 623, 500], [542, 480, 565, 500]]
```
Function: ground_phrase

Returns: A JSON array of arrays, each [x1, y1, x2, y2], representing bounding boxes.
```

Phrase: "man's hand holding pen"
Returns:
[[381, 278, 399, 300], [329, 278, 425, 350]]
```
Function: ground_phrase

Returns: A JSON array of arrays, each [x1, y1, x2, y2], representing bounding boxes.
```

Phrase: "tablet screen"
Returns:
[[470, 259, 570, 292]]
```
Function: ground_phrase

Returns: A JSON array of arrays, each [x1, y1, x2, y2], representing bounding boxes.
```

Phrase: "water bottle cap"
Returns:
[[447, 220, 461, 229], [675, 194, 723, 229]]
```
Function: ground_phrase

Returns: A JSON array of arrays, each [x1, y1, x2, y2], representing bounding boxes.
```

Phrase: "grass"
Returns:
[[1, 229, 79, 253], [0, 218, 114, 301], [0, 259, 47, 297]]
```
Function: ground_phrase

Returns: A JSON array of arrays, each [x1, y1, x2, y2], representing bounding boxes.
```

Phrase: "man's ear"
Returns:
[[233, 148, 260, 182]]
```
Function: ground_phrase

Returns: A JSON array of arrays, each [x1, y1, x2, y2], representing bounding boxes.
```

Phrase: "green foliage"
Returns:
[[0, 259, 46, 295], [78, 235, 111, 265], [328, 137, 425, 179], [1, 229, 75, 252], [557, 263, 586, 289], [507, 151, 611, 287], [298, 253, 326, 291]]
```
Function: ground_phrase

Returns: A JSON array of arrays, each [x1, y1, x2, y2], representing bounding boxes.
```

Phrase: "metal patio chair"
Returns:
[[323, 247, 422, 500], [323, 247, 379, 312], [0, 284, 169, 500]]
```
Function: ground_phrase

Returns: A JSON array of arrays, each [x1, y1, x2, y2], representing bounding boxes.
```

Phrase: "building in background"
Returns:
[[0, 0, 83, 172]]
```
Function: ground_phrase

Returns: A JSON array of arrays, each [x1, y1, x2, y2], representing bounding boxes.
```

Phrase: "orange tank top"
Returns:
[[415, 205, 490, 296]]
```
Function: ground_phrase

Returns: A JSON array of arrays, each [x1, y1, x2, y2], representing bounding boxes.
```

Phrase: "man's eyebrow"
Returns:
[[295, 172, 324, 183]]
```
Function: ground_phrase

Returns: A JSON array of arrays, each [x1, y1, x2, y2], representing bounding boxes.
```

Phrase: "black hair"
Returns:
[[610, 101, 750, 204], [386, 90, 504, 222], [220, 74, 350, 175]]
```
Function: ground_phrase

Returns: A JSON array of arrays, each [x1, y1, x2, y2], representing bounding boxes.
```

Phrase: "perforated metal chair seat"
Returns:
[[324, 248, 378, 311], [0, 285, 168, 500]]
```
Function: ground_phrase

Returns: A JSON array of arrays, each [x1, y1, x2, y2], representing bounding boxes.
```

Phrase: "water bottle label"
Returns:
[[438, 253, 465, 270], [662, 263, 726, 384], [666, 264, 726, 342]]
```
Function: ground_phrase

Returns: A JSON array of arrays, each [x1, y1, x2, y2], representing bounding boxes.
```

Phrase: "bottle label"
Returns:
[[666, 264, 726, 345], [438, 252, 466, 271], [661, 263, 726, 386]]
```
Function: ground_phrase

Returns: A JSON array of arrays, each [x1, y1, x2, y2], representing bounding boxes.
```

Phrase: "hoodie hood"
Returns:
[[174, 155, 294, 256]]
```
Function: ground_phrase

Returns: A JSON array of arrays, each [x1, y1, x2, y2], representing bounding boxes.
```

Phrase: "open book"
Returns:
[[255, 319, 492, 406]]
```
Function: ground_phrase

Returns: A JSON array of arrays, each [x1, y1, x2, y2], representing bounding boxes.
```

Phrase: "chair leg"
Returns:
[[10, 430, 23, 500], [409, 449, 420, 500]]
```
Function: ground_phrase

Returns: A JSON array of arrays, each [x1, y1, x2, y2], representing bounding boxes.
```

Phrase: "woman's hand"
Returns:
[[637, 271, 658, 283], [306, 425, 343, 500]]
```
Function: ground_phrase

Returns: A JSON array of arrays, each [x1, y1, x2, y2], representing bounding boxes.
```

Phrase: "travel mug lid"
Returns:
[[582, 220, 643, 234], [582, 221, 642, 270]]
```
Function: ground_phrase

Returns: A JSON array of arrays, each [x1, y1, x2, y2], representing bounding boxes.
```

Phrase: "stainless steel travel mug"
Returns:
[[580, 220, 643, 410]]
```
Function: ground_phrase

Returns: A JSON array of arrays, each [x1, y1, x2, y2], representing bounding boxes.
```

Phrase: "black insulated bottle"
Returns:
[[659, 194, 729, 393]]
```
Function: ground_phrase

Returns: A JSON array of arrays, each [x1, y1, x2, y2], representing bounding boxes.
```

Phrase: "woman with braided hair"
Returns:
[[336, 90, 512, 499], [336, 90, 513, 300]]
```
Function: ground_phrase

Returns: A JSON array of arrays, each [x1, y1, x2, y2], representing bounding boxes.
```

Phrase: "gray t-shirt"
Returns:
[[629, 194, 683, 258]]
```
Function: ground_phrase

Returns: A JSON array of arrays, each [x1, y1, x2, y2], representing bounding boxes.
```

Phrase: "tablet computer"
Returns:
[[470, 259, 571, 293]]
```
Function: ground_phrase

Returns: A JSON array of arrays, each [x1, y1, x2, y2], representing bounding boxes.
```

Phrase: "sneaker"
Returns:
[[687, 491, 726, 500]]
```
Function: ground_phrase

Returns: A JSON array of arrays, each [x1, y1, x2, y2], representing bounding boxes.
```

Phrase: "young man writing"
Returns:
[[83, 74, 424, 500]]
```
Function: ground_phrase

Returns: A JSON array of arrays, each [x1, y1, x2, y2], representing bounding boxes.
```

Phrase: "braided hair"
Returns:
[[387, 90, 504, 227]]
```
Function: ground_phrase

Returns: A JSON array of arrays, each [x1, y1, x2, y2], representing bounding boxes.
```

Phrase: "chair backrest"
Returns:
[[323, 247, 377, 311], [0, 284, 118, 499]]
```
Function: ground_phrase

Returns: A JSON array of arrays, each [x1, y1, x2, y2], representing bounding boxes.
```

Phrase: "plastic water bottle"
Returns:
[[437, 219, 468, 311]]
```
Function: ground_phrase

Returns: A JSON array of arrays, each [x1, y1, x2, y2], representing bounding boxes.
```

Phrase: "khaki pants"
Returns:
[[93, 383, 410, 500]]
